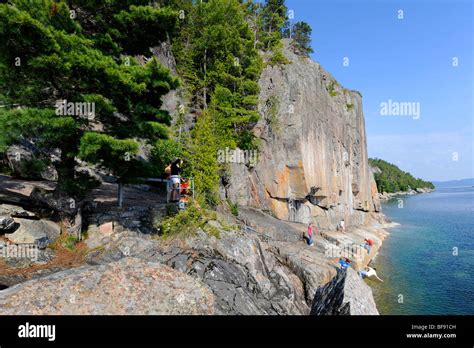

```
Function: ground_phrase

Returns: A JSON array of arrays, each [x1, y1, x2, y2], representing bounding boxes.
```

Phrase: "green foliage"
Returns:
[[265, 95, 281, 134], [237, 129, 261, 151], [169, 0, 265, 199], [172, 0, 262, 148], [50, 233, 80, 252], [227, 199, 239, 216], [346, 103, 354, 111], [79, 132, 142, 182], [289, 21, 313, 57], [327, 80, 338, 97], [185, 111, 220, 206], [267, 47, 290, 66], [150, 139, 183, 175], [62, 235, 79, 251], [158, 199, 219, 239], [0, 0, 179, 197], [59, 170, 100, 199], [260, 0, 288, 50], [369, 158, 435, 193], [17, 158, 48, 180]]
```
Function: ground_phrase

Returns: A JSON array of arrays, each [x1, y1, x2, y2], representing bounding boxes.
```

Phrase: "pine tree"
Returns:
[[172, 0, 262, 148], [261, 0, 288, 49], [290, 21, 314, 57], [0, 0, 179, 198]]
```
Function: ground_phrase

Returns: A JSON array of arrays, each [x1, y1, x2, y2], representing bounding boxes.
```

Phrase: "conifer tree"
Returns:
[[261, 0, 288, 49], [290, 21, 314, 56], [172, 0, 262, 149], [0, 0, 179, 198]]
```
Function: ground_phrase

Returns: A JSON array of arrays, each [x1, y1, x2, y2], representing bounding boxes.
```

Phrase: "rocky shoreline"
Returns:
[[378, 187, 434, 201], [0, 178, 392, 315]]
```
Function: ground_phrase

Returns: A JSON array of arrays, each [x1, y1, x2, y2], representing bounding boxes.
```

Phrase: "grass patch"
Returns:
[[327, 80, 339, 97], [227, 199, 239, 216], [49, 234, 81, 252]]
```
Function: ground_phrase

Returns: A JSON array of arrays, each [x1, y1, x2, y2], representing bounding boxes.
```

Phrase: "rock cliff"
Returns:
[[310, 268, 378, 315], [225, 41, 380, 230]]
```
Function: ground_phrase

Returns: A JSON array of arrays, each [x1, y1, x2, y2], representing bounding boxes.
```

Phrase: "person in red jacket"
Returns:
[[307, 223, 314, 246], [363, 238, 374, 254]]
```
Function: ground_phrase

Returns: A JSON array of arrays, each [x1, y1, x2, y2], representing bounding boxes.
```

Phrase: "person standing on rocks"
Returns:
[[363, 238, 374, 254], [307, 223, 314, 246], [167, 158, 183, 202], [339, 219, 345, 233]]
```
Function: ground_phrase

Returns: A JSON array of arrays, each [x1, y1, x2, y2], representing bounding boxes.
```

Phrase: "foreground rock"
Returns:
[[0, 257, 215, 315], [5, 218, 60, 249], [0, 204, 36, 219], [310, 268, 378, 315], [86, 230, 310, 315], [84, 208, 389, 315]]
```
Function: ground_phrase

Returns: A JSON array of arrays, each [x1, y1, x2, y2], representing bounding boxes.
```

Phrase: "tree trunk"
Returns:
[[54, 152, 76, 198]]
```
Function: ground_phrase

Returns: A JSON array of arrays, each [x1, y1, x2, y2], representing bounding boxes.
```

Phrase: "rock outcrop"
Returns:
[[310, 268, 378, 315], [224, 40, 380, 230], [83, 212, 389, 315], [5, 218, 60, 249], [0, 257, 215, 315], [86, 229, 311, 315]]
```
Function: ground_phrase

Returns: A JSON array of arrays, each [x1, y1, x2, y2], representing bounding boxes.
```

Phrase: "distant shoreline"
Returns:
[[378, 187, 434, 201]]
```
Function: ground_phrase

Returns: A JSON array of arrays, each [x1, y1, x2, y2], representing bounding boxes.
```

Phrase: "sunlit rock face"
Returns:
[[225, 41, 380, 230]]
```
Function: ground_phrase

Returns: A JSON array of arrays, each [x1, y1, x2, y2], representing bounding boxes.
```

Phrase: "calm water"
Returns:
[[371, 187, 474, 315]]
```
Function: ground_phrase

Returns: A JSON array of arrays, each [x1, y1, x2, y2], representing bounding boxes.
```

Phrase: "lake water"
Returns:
[[371, 186, 474, 315]]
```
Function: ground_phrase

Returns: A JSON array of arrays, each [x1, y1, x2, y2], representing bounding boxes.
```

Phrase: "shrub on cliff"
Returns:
[[158, 199, 219, 239]]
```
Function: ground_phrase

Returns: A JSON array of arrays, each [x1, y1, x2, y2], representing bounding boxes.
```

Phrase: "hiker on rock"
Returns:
[[363, 238, 374, 254], [338, 257, 351, 270], [359, 266, 383, 282], [166, 158, 184, 202], [339, 219, 345, 232], [307, 223, 314, 246]]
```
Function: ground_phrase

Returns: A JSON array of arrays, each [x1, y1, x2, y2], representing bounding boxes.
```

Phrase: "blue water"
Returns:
[[371, 187, 474, 315]]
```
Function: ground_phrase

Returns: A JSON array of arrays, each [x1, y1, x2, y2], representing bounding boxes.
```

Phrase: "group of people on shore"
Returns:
[[305, 221, 383, 282], [338, 257, 383, 281]]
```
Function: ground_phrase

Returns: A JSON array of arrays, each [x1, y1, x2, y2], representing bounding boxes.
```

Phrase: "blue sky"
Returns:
[[284, 0, 473, 181]]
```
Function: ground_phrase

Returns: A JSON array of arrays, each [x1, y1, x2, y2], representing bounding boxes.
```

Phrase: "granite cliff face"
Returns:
[[225, 42, 380, 230]]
